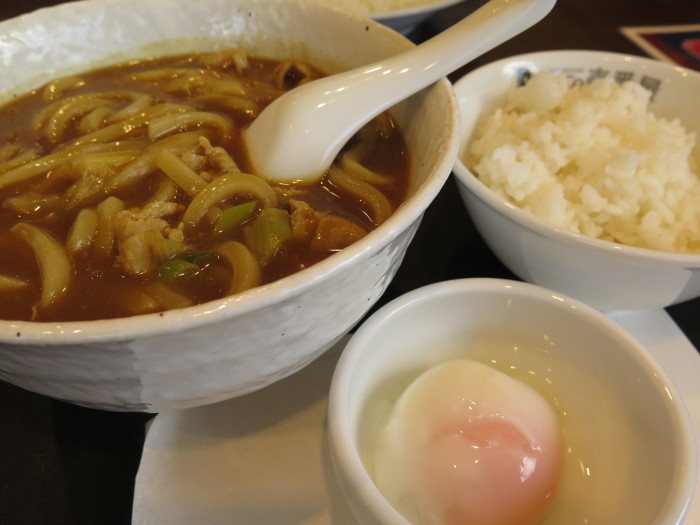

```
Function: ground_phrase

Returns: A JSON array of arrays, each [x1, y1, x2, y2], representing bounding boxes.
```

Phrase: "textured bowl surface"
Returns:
[[0, 0, 459, 411], [328, 278, 698, 525], [452, 50, 700, 311]]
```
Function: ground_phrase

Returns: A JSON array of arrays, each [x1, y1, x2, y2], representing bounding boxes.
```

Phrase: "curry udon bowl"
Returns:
[[0, 0, 459, 411], [452, 51, 700, 311]]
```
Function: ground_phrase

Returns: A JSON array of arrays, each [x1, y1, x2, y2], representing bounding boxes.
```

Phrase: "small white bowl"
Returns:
[[328, 278, 697, 525], [0, 0, 459, 411], [452, 50, 700, 311]]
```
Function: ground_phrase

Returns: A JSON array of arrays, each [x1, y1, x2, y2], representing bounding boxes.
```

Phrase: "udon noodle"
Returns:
[[0, 49, 409, 322]]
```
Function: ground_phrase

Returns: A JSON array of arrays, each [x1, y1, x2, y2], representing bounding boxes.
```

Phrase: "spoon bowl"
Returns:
[[244, 0, 557, 183]]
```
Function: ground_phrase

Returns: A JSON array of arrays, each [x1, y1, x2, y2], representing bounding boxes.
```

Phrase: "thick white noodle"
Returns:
[[214, 240, 261, 294], [11, 223, 73, 310]]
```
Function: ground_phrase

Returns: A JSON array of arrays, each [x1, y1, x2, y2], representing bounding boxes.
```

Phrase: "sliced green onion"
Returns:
[[244, 207, 291, 264], [180, 252, 217, 265], [213, 200, 257, 235], [157, 251, 219, 283], [158, 258, 200, 283]]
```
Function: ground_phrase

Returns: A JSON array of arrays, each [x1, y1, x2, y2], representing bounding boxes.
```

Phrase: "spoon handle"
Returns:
[[246, 0, 556, 182]]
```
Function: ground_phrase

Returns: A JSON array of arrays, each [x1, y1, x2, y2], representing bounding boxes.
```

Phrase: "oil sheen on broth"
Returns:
[[0, 49, 409, 322]]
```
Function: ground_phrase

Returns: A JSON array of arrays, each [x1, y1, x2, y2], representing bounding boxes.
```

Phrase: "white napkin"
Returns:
[[606, 309, 700, 525], [132, 336, 357, 525], [133, 310, 700, 524]]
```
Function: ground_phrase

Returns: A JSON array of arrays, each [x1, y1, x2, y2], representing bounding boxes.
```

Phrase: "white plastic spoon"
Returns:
[[244, 0, 556, 184]]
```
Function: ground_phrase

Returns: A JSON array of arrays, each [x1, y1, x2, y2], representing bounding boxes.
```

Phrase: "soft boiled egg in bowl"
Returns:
[[327, 278, 697, 525]]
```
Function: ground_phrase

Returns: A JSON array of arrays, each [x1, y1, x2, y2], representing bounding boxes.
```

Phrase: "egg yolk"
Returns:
[[372, 359, 563, 525]]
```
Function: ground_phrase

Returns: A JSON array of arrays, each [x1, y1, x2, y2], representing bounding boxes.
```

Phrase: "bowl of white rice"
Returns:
[[452, 50, 700, 311]]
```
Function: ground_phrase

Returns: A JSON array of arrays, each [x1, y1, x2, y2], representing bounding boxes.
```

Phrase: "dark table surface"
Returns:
[[0, 0, 698, 523]]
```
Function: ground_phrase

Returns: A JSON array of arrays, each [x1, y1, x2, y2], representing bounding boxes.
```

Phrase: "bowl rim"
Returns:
[[0, 0, 460, 343], [452, 49, 700, 267], [327, 277, 699, 525], [371, 0, 463, 21]]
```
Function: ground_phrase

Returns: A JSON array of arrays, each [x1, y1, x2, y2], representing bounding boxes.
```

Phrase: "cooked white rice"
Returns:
[[467, 71, 700, 253]]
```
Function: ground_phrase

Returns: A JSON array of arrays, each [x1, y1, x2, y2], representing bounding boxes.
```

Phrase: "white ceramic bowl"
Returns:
[[452, 50, 700, 311], [371, 0, 464, 34], [327, 278, 697, 525], [0, 0, 459, 411], [301, 0, 464, 34]]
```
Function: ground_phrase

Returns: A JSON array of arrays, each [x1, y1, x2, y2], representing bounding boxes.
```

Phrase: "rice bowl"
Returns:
[[466, 71, 700, 254], [452, 50, 700, 311]]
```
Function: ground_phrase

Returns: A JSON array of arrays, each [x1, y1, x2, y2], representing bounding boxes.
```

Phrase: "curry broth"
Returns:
[[0, 50, 409, 322]]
